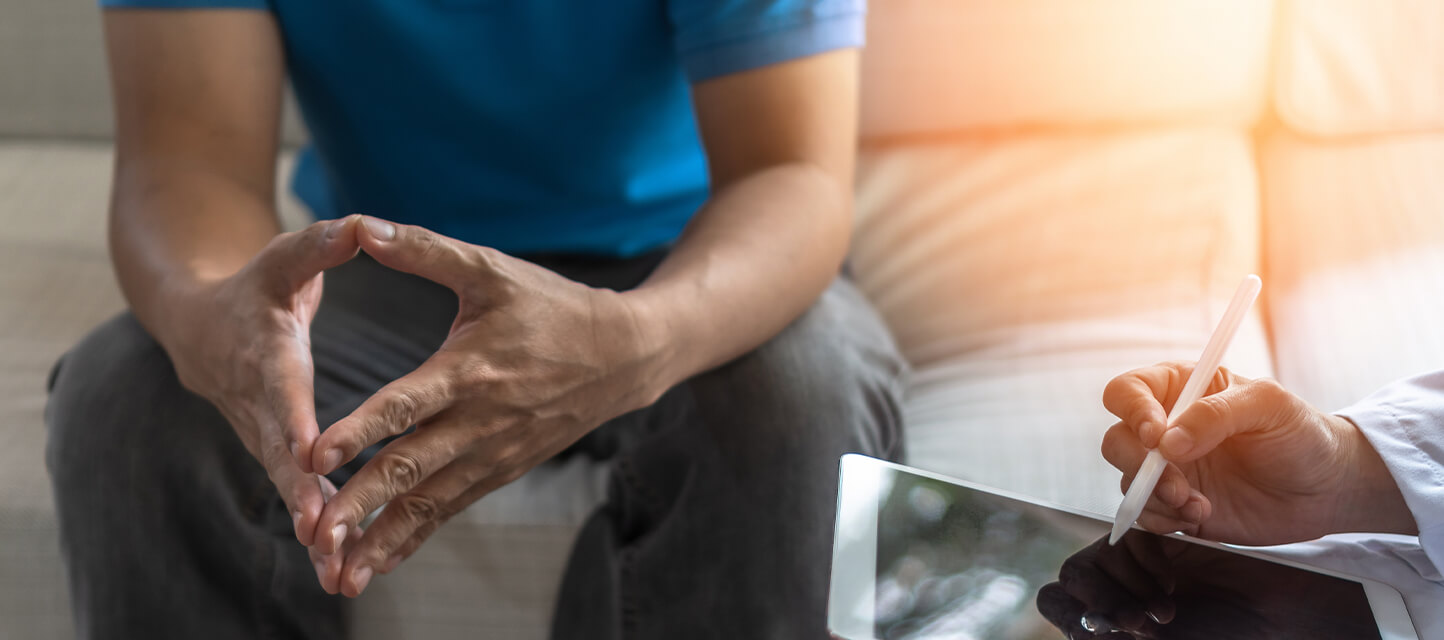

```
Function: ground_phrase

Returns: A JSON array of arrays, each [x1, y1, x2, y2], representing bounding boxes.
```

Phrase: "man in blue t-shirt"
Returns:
[[45, 1, 905, 637]]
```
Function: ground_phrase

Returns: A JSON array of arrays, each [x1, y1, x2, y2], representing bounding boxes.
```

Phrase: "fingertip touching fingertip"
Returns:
[[361, 216, 396, 241]]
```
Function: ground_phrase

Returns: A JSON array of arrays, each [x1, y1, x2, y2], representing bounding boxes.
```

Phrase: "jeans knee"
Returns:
[[45, 313, 183, 489], [693, 280, 908, 462]]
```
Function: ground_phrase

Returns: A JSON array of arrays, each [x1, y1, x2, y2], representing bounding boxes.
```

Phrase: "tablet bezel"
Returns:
[[827, 453, 1419, 640]]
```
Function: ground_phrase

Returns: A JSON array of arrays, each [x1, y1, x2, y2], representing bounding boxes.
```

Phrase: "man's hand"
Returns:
[[1101, 362, 1417, 545], [163, 216, 361, 546], [306, 216, 660, 597]]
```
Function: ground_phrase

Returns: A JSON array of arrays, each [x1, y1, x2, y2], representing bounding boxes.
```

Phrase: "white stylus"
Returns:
[[1108, 274, 1262, 545]]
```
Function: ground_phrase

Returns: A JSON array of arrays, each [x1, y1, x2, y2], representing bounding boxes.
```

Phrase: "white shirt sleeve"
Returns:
[[1336, 369, 1444, 578]]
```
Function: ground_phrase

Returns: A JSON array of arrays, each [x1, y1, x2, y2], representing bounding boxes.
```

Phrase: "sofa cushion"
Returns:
[[1275, 0, 1444, 136], [851, 129, 1273, 512], [1262, 131, 1444, 411], [860, 0, 1275, 139]]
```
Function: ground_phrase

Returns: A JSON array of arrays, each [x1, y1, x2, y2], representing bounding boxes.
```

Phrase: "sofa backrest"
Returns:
[[1261, 0, 1444, 410], [859, 0, 1277, 139], [0, 0, 112, 139], [0, 1, 305, 143]]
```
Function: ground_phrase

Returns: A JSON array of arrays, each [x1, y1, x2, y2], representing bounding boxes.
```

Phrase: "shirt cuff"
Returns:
[[678, 11, 864, 83], [1337, 370, 1444, 577]]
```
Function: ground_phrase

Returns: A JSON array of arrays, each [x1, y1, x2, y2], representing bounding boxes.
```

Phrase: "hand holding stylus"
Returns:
[[1101, 362, 1418, 546], [1109, 275, 1261, 544]]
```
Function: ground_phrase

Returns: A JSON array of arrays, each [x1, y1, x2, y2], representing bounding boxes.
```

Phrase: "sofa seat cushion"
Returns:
[[1262, 131, 1444, 411], [852, 129, 1273, 513], [860, 0, 1275, 139], [1275, 0, 1444, 136]]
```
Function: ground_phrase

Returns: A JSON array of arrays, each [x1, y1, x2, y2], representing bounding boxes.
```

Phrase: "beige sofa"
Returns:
[[3, 0, 1442, 637]]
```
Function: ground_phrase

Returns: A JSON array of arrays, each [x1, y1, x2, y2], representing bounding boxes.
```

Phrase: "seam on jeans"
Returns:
[[613, 457, 675, 638], [613, 459, 649, 637], [620, 547, 641, 636]]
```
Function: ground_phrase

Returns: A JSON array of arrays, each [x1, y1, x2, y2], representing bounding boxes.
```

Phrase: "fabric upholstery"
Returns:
[[850, 129, 1274, 514], [860, 0, 1275, 138], [1262, 131, 1444, 411], [1275, 0, 1444, 136]]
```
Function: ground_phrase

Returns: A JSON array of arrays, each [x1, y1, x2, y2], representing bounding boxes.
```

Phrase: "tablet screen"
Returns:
[[866, 462, 1382, 640]]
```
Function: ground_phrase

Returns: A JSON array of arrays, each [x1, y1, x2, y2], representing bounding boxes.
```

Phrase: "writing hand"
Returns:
[[1101, 362, 1415, 545]]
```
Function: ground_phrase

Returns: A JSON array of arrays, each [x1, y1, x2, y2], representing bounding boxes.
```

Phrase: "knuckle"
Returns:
[[1208, 366, 1233, 394], [397, 493, 444, 524], [378, 389, 425, 432], [1192, 394, 1231, 425], [376, 452, 426, 489], [1253, 377, 1288, 401], [413, 230, 441, 261], [469, 247, 515, 298]]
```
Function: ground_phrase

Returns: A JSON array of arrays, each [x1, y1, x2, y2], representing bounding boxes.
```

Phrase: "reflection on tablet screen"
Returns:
[[873, 468, 1381, 640]]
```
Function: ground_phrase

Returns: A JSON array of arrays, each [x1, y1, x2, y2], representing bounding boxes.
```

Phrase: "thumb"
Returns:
[[254, 216, 363, 294], [356, 216, 491, 293], [265, 337, 323, 474], [1158, 378, 1303, 464]]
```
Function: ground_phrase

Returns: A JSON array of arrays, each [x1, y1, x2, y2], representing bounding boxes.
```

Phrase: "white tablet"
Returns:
[[828, 454, 1418, 640]]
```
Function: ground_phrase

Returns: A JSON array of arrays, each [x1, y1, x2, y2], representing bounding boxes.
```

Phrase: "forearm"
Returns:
[[625, 162, 850, 395], [110, 160, 280, 347], [102, 8, 288, 348]]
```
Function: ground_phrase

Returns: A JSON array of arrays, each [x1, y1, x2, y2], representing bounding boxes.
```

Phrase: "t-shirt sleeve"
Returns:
[[667, 0, 864, 82], [1336, 369, 1444, 578], [100, 0, 269, 9]]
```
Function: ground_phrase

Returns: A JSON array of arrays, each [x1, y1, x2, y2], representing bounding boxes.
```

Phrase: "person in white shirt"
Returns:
[[1101, 362, 1444, 636]]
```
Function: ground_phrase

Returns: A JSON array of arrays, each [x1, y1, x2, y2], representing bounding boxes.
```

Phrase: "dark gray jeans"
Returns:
[[45, 253, 906, 640]]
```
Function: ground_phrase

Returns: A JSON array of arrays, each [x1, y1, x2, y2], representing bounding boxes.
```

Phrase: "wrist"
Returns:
[[608, 288, 683, 411], [1329, 414, 1419, 536], [145, 272, 225, 357]]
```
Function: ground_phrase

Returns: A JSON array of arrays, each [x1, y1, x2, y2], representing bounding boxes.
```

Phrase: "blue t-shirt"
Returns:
[[100, 0, 864, 256]]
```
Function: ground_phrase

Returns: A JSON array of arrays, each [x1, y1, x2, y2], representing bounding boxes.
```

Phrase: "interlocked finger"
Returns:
[[257, 417, 326, 546], [311, 365, 454, 477], [313, 414, 470, 555]]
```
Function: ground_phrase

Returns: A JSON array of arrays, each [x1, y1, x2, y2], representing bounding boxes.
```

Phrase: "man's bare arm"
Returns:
[[105, 9, 285, 342], [104, 9, 361, 548], [629, 49, 859, 387]]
